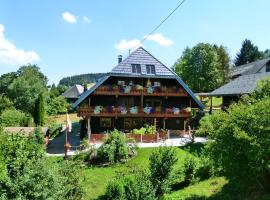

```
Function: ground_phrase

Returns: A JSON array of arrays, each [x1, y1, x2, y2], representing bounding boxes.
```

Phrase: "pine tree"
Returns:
[[234, 39, 264, 66], [34, 93, 45, 126]]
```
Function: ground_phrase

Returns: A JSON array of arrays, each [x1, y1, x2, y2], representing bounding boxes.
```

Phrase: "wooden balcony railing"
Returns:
[[78, 106, 191, 118], [93, 85, 188, 96]]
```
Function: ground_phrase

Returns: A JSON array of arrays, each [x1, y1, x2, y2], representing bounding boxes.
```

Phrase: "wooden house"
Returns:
[[72, 47, 204, 136]]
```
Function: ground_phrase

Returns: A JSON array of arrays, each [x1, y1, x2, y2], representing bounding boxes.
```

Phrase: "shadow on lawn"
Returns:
[[171, 178, 269, 200], [180, 142, 206, 156]]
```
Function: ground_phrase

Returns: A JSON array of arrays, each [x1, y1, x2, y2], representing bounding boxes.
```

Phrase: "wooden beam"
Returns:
[[87, 117, 91, 143], [210, 96, 213, 114], [88, 96, 91, 108]]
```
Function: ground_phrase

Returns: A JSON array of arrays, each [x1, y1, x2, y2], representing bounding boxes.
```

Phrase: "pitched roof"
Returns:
[[61, 84, 84, 99], [111, 47, 175, 77], [72, 47, 205, 110], [230, 58, 270, 77], [210, 72, 270, 96]]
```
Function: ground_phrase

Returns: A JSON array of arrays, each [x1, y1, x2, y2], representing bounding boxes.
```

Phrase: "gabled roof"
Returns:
[[210, 72, 270, 96], [72, 48, 205, 110], [62, 84, 84, 99], [111, 47, 175, 77], [230, 58, 270, 78]]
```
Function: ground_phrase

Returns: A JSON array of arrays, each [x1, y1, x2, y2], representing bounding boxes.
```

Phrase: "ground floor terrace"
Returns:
[[79, 114, 192, 144]]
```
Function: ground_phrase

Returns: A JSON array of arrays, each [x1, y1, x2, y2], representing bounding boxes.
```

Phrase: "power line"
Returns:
[[128, 0, 187, 53], [141, 0, 187, 45]]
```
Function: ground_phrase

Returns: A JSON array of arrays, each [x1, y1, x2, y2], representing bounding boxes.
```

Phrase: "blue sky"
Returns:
[[0, 0, 269, 85]]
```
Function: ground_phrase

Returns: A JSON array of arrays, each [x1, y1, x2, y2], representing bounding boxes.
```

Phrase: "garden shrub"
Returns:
[[105, 170, 156, 200], [182, 155, 198, 184], [97, 129, 136, 164], [149, 147, 178, 197], [200, 97, 270, 189], [0, 129, 85, 200], [0, 108, 31, 127], [132, 124, 156, 135], [71, 146, 95, 163]]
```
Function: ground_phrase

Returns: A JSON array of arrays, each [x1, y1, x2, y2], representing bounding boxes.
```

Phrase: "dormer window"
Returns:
[[146, 65, 156, 75], [266, 62, 270, 72], [132, 64, 141, 74]]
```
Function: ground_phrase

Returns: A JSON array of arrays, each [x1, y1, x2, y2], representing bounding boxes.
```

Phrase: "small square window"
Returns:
[[266, 62, 270, 72], [131, 64, 141, 74], [146, 65, 156, 74]]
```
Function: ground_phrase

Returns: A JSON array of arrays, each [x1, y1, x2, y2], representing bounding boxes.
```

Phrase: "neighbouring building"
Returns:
[[62, 84, 85, 104], [72, 47, 204, 136], [209, 58, 270, 106]]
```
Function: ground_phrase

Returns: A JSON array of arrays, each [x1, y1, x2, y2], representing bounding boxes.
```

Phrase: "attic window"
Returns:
[[146, 65, 156, 75], [131, 64, 141, 74], [266, 62, 270, 72]]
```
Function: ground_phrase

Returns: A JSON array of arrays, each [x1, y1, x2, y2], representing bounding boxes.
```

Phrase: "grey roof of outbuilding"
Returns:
[[111, 47, 175, 77], [210, 72, 270, 96], [61, 84, 84, 99], [230, 58, 270, 77]]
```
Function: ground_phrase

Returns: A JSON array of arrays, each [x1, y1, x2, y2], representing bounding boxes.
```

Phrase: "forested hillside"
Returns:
[[58, 73, 106, 86]]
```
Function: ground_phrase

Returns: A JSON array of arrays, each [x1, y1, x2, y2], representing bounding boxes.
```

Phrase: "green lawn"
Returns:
[[82, 147, 189, 199], [79, 145, 269, 200]]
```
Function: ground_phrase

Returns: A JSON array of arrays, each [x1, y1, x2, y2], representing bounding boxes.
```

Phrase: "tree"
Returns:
[[0, 95, 13, 113], [0, 72, 17, 97], [8, 65, 47, 115], [173, 43, 230, 92], [46, 96, 70, 115], [0, 129, 85, 199], [215, 45, 230, 85], [234, 39, 264, 66], [34, 93, 45, 126], [199, 80, 270, 190]]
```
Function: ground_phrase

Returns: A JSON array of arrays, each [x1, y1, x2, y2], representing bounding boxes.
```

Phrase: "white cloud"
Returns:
[[115, 39, 143, 52], [0, 24, 40, 66], [145, 33, 174, 46], [83, 16, 91, 23], [62, 12, 77, 24]]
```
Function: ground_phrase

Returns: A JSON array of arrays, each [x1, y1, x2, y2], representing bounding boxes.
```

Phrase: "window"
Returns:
[[146, 65, 156, 74], [131, 64, 141, 74], [266, 62, 270, 72]]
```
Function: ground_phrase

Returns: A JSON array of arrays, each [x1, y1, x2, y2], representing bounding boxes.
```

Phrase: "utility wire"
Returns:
[[130, 0, 187, 52]]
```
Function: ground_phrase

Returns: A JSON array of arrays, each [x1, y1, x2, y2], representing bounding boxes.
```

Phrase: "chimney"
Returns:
[[118, 55, 122, 64]]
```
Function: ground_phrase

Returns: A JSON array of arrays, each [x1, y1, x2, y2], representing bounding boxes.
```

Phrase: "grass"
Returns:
[[164, 177, 228, 200], [77, 144, 270, 200], [48, 113, 81, 124], [82, 147, 191, 199], [200, 96, 222, 108]]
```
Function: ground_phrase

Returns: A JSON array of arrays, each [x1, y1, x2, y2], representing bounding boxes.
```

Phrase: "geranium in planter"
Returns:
[[135, 84, 143, 91], [124, 85, 131, 93], [94, 106, 103, 114], [147, 86, 154, 94], [130, 106, 138, 114], [119, 106, 127, 114], [172, 107, 180, 114], [144, 106, 152, 114]]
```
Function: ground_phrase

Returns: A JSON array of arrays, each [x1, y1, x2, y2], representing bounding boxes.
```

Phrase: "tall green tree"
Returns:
[[34, 93, 45, 126], [8, 65, 47, 115], [215, 45, 230, 85], [234, 39, 264, 66], [173, 43, 229, 92]]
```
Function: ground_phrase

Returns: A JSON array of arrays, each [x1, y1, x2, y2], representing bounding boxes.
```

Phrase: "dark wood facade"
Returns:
[[73, 47, 204, 135], [77, 76, 198, 133]]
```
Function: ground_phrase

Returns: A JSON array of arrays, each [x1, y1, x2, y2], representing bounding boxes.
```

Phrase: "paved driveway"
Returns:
[[46, 128, 81, 155]]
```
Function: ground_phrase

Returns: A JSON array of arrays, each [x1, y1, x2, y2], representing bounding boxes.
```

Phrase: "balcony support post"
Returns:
[[87, 117, 91, 143]]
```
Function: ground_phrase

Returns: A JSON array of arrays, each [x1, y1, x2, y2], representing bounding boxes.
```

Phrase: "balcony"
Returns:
[[93, 85, 188, 97], [78, 106, 191, 118]]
